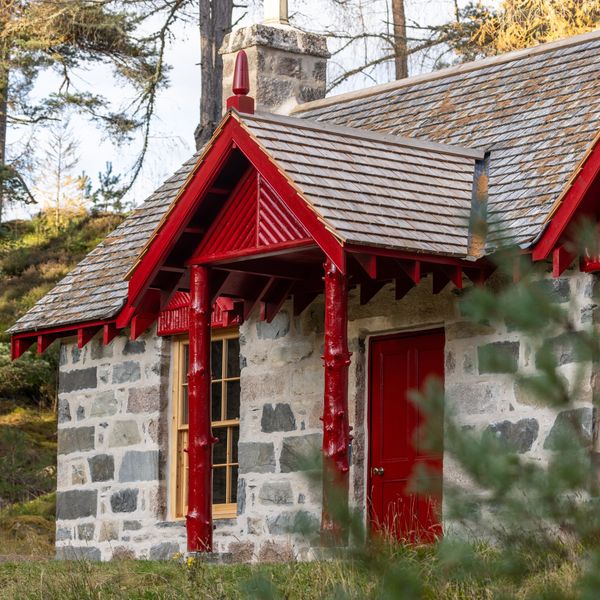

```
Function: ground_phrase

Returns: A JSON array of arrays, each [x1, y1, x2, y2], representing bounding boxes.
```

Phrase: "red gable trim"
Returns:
[[532, 134, 600, 262], [126, 118, 237, 308], [125, 113, 344, 318]]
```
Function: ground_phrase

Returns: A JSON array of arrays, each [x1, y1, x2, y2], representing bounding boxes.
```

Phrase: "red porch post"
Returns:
[[321, 257, 351, 544], [187, 265, 213, 552]]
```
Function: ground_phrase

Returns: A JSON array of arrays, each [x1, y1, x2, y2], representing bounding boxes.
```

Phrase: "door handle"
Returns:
[[372, 467, 384, 476]]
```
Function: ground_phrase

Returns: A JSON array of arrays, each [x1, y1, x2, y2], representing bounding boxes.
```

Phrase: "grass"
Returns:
[[0, 402, 57, 557], [0, 545, 583, 600]]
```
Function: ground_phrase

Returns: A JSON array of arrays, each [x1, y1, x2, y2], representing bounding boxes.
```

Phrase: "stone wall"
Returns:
[[345, 266, 598, 530], [55, 325, 180, 560], [54, 266, 599, 561], [212, 303, 325, 562]]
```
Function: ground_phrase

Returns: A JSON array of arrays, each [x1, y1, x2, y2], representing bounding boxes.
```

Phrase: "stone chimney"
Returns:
[[220, 1, 329, 115]]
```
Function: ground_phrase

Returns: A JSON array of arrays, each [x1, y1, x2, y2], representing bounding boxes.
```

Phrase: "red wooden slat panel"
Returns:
[[157, 293, 239, 335], [193, 169, 311, 263], [258, 178, 309, 246], [196, 172, 258, 259]]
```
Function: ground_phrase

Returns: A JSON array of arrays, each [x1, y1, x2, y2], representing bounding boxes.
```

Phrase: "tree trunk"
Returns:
[[0, 62, 8, 227], [391, 0, 408, 80], [195, 0, 234, 150], [0, 6, 9, 228]]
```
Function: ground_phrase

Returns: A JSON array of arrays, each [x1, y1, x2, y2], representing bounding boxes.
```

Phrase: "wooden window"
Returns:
[[171, 329, 240, 519]]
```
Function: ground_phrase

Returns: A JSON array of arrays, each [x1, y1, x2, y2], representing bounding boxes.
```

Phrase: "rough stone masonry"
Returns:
[[54, 264, 600, 561]]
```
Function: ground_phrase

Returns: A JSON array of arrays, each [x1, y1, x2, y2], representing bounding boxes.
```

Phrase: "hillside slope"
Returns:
[[0, 212, 125, 556]]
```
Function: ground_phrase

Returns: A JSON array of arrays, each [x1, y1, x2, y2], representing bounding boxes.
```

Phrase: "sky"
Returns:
[[5, 0, 485, 220]]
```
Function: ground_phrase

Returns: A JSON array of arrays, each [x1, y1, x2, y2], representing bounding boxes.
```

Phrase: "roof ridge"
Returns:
[[292, 28, 600, 115], [245, 110, 484, 160]]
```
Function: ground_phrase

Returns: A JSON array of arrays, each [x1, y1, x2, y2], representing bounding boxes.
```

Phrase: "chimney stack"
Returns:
[[220, 1, 329, 115]]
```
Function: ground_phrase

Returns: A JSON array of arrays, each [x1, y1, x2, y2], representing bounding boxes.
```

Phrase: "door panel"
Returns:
[[369, 330, 444, 542]]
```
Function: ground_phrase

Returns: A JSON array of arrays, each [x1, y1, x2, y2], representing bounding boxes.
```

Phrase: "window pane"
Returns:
[[211, 382, 222, 422], [227, 338, 240, 378], [211, 340, 222, 380], [226, 380, 240, 421], [231, 466, 238, 503], [232, 426, 239, 463], [183, 345, 189, 380], [181, 385, 189, 425], [213, 467, 226, 504], [213, 427, 227, 465]]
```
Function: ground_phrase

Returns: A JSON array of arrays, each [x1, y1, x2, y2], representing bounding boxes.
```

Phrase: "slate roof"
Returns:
[[9, 30, 600, 334], [295, 29, 600, 249], [8, 153, 200, 333], [241, 112, 482, 255]]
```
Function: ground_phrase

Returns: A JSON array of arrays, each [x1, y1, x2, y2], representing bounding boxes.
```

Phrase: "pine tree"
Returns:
[[0, 0, 168, 225], [91, 161, 126, 215]]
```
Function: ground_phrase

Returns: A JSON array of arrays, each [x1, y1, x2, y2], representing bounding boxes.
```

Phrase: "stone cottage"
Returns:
[[7, 4, 600, 561]]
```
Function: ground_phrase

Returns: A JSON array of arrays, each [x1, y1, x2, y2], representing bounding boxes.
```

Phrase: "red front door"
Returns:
[[368, 329, 444, 542]]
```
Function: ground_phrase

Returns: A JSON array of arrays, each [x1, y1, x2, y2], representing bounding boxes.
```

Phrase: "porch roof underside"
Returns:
[[296, 30, 600, 251], [9, 112, 479, 335]]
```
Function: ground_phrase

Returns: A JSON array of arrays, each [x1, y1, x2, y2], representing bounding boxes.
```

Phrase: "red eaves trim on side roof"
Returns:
[[532, 133, 600, 262], [10, 319, 119, 360]]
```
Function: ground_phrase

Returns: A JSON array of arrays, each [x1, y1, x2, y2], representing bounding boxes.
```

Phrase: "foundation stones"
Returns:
[[88, 454, 115, 482], [118, 451, 159, 482], [110, 488, 138, 513], [57, 490, 97, 520], [544, 407, 594, 450], [59, 367, 97, 393], [259, 481, 293, 505], [108, 421, 141, 448], [280, 434, 322, 473], [112, 361, 141, 384], [58, 427, 95, 454]]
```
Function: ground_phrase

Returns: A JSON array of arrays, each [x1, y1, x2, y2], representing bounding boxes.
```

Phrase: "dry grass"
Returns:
[[0, 544, 583, 600]]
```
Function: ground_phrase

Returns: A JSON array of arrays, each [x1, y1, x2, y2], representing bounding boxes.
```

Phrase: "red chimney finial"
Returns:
[[227, 50, 255, 114]]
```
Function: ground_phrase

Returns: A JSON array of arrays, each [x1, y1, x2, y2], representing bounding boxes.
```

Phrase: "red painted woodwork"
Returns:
[[187, 265, 215, 552], [321, 257, 351, 544], [226, 50, 255, 114], [533, 136, 600, 262], [130, 313, 156, 340], [157, 292, 241, 336], [191, 173, 311, 264], [11, 336, 34, 360], [369, 330, 444, 543], [37, 333, 58, 354], [552, 245, 576, 277], [125, 114, 346, 326], [398, 260, 421, 284], [103, 323, 119, 346], [581, 255, 600, 272], [126, 119, 237, 307], [78, 326, 100, 349], [11, 319, 121, 360]]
